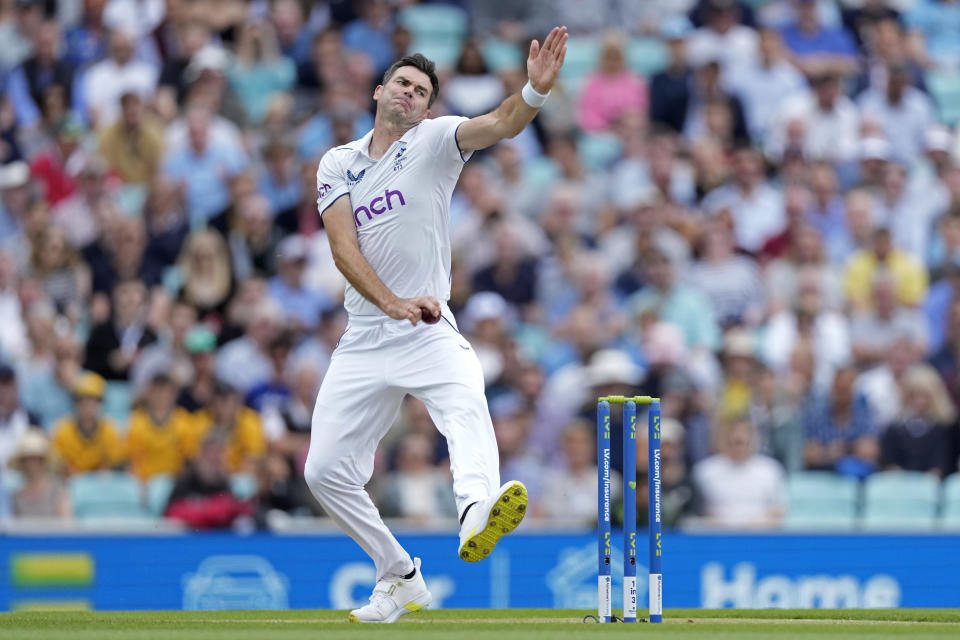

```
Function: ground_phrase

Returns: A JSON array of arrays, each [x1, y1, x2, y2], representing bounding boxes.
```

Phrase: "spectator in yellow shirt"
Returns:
[[844, 227, 928, 311], [127, 373, 196, 480], [98, 92, 165, 184], [51, 372, 126, 474], [187, 381, 265, 473]]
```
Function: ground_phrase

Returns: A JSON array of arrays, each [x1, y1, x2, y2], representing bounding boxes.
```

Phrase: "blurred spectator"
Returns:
[[717, 329, 760, 420], [779, 0, 858, 77], [765, 217, 844, 316], [246, 331, 294, 414], [156, 21, 212, 118], [51, 372, 126, 474], [84, 215, 157, 295], [763, 271, 851, 390], [726, 28, 806, 142], [163, 106, 247, 226], [126, 372, 194, 480], [769, 71, 860, 165], [882, 364, 959, 478], [27, 226, 91, 317], [686, 219, 764, 327], [0, 161, 32, 245], [0, 0, 43, 70], [577, 32, 647, 133], [827, 188, 876, 264], [702, 145, 785, 253], [63, 0, 109, 68], [905, 0, 960, 68], [131, 298, 196, 394], [445, 37, 507, 119], [803, 366, 879, 477], [271, 0, 319, 65], [630, 244, 721, 352], [540, 419, 601, 525], [676, 57, 749, 145], [0, 252, 28, 361], [749, 364, 804, 473], [472, 222, 539, 308], [850, 272, 928, 368], [342, 0, 394, 73], [176, 229, 234, 321], [50, 154, 116, 250], [877, 162, 931, 262], [228, 194, 283, 282], [216, 301, 279, 394], [844, 227, 928, 311], [187, 381, 266, 473], [8, 428, 71, 519], [0, 363, 30, 467], [29, 115, 82, 206], [858, 64, 935, 166], [491, 394, 545, 503], [84, 279, 157, 381], [165, 431, 253, 529], [858, 335, 923, 430], [98, 92, 164, 184], [177, 326, 218, 412], [378, 432, 457, 524], [21, 333, 81, 430], [7, 20, 76, 130], [650, 16, 695, 135], [142, 175, 189, 278], [259, 140, 300, 216], [686, 0, 758, 74], [268, 234, 332, 332], [228, 21, 296, 125], [83, 28, 158, 127], [692, 415, 786, 529], [622, 416, 693, 528]]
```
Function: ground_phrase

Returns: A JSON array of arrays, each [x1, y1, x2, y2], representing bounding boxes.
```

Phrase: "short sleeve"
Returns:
[[316, 150, 350, 217], [425, 115, 473, 164]]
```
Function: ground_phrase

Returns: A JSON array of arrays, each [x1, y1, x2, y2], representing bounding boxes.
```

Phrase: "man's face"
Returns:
[[375, 66, 432, 126]]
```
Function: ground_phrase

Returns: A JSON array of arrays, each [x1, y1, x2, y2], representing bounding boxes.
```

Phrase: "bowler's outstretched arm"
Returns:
[[456, 26, 568, 152]]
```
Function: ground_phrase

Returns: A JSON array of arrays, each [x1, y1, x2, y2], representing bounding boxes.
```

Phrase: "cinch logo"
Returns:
[[318, 183, 332, 198], [354, 188, 406, 227]]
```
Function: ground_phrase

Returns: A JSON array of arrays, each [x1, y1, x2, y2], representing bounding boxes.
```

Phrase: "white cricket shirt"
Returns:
[[316, 115, 472, 317]]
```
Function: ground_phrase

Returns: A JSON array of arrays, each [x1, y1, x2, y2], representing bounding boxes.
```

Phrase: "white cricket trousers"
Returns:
[[303, 306, 501, 580]]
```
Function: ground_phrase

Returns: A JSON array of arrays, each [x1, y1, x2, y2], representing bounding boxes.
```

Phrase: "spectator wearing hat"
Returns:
[[83, 28, 158, 127], [51, 372, 126, 474], [186, 381, 265, 473], [84, 279, 158, 381], [0, 364, 31, 469], [29, 115, 84, 206], [0, 161, 32, 244], [98, 92, 165, 185], [127, 373, 196, 481], [8, 428, 71, 519], [177, 326, 218, 412], [692, 415, 786, 529], [267, 235, 333, 332]]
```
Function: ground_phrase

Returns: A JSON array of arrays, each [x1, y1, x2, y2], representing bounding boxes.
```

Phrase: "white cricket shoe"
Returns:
[[457, 480, 528, 562], [348, 557, 432, 624]]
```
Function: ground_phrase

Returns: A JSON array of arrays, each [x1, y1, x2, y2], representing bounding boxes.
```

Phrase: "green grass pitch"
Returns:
[[1, 608, 959, 639]]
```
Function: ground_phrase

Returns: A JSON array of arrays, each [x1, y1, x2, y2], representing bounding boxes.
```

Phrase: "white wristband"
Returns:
[[521, 81, 550, 108]]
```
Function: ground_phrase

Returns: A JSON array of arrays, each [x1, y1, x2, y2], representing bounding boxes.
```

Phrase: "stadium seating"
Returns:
[[940, 473, 960, 529], [557, 37, 600, 93], [146, 474, 175, 518], [2, 469, 24, 496], [69, 472, 150, 519], [925, 70, 960, 126], [782, 471, 859, 530], [861, 471, 940, 530], [230, 473, 258, 501], [398, 4, 469, 69], [482, 39, 523, 72], [578, 132, 624, 171], [102, 382, 132, 429], [626, 37, 669, 77]]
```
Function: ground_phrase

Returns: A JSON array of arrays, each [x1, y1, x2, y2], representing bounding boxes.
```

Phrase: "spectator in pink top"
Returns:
[[577, 32, 647, 132]]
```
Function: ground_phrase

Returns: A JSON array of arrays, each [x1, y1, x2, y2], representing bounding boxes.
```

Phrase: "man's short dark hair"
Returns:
[[382, 54, 440, 107]]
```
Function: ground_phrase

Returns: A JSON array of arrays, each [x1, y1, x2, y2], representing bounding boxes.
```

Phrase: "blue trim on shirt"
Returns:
[[442, 316, 461, 334], [454, 120, 475, 163], [318, 192, 350, 217]]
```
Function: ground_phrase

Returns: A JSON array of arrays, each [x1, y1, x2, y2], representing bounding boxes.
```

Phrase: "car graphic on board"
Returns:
[[182, 555, 289, 610]]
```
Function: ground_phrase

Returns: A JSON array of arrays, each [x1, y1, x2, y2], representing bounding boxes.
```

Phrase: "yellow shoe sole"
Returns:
[[459, 481, 528, 562]]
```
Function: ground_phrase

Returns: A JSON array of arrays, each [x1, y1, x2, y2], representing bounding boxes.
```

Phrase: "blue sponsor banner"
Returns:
[[1, 531, 959, 611]]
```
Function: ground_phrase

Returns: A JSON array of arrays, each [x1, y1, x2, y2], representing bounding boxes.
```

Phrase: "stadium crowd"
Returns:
[[1, 0, 960, 531]]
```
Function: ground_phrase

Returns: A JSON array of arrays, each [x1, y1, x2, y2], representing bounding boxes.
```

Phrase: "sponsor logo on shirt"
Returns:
[[318, 183, 332, 198], [393, 144, 408, 172], [354, 188, 407, 227], [346, 168, 366, 185]]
